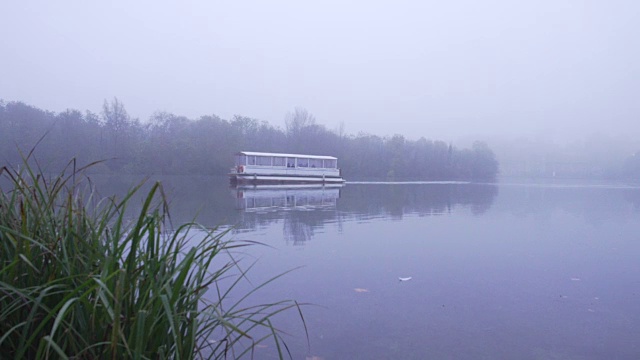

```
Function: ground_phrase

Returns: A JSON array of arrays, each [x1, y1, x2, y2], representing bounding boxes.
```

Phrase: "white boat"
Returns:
[[229, 151, 346, 185]]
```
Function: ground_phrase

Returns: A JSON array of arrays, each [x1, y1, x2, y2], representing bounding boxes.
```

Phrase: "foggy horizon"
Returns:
[[2, 1, 639, 144]]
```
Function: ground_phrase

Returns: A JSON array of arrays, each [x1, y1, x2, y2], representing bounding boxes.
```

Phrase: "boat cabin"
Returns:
[[229, 151, 345, 185]]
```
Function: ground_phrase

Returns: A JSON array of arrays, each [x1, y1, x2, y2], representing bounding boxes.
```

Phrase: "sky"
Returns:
[[1, 0, 639, 142]]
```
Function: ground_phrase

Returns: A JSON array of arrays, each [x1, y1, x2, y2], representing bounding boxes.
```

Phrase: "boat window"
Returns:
[[256, 156, 272, 166], [273, 157, 286, 166], [248, 156, 256, 165], [287, 157, 295, 168], [309, 159, 322, 168], [298, 158, 309, 168], [255, 198, 272, 207], [235, 154, 247, 165], [272, 197, 286, 207], [323, 159, 337, 168]]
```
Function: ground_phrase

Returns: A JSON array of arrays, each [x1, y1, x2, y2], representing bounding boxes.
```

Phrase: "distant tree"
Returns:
[[51, 109, 87, 168], [386, 134, 406, 179], [0, 101, 54, 166], [285, 107, 316, 138], [192, 114, 236, 174], [470, 141, 499, 181], [336, 121, 346, 139], [284, 107, 346, 155], [101, 98, 136, 171], [143, 112, 185, 173], [231, 115, 262, 150], [102, 98, 129, 153], [102, 98, 130, 136], [0, 99, 502, 180]]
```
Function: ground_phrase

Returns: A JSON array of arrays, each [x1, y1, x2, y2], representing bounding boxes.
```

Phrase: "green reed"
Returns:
[[0, 159, 305, 359]]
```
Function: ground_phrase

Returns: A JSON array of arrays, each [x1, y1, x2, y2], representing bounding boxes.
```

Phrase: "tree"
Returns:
[[285, 107, 316, 138], [102, 98, 130, 136], [0, 99, 502, 180], [470, 141, 499, 181], [101, 98, 133, 170], [386, 134, 406, 179]]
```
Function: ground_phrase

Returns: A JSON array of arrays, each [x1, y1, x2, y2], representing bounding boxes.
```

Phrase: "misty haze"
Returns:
[[2, 1, 640, 359]]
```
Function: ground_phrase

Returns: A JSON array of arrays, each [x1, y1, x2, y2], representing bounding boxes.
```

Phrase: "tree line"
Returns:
[[0, 98, 499, 181]]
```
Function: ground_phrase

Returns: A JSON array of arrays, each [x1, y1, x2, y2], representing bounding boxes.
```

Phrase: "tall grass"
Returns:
[[0, 158, 305, 359]]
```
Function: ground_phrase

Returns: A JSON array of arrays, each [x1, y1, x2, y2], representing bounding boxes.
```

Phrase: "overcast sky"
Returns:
[[1, 0, 639, 142]]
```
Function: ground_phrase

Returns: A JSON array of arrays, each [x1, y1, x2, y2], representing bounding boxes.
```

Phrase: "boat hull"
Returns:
[[229, 173, 345, 185]]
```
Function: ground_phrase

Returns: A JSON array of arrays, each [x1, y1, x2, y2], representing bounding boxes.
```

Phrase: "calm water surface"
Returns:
[[99, 176, 640, 359]]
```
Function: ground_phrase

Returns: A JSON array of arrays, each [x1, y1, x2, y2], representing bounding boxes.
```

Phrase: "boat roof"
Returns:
[[236, 151, 337, 160]]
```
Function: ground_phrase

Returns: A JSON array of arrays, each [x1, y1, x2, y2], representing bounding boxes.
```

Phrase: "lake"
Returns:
[[97, 176, 640, 359]]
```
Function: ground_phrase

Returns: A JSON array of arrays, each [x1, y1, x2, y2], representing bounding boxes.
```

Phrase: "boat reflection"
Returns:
[[233, 184, 343, 212], [232, 184, 344, 245]]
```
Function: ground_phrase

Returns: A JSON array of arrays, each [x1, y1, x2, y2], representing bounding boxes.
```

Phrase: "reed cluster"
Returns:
[[0, 159, 303, 359]]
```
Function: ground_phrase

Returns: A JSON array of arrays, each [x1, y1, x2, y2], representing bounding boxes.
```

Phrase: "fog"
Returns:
[[1, 1, 639, 146], [4, 3, 640, 358]]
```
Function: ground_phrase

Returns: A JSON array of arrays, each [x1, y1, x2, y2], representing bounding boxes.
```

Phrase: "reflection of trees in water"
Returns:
[[235, 184, 498, 245], [65, 176, 501, 246], [338, 184, 498, 220], [282, 210, 334, 246], [283, 216, 313, 245], [61, 174, 241, 226], [65, 174, 639, 245], [236, 208, 340, 246]]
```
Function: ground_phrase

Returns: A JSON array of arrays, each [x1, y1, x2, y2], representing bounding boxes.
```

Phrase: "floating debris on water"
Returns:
[[570, 277, 581, 281], [354, 288, 370, 293], [399, 277, 412, 282]]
